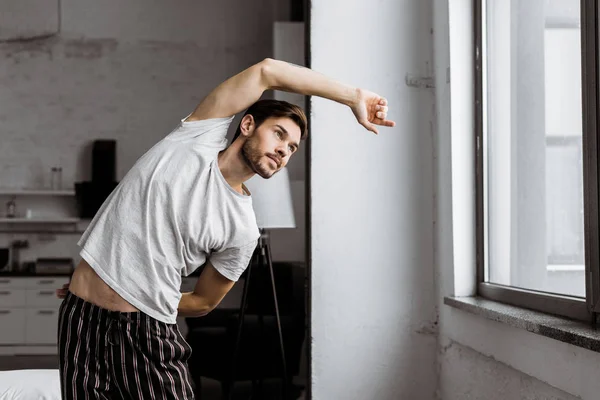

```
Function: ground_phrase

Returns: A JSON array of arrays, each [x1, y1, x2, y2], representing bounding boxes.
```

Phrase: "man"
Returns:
[[56, 58, 395, 399]]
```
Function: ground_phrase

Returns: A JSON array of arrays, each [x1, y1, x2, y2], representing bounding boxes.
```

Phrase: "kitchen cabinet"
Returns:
[[0, 309, 26, 345], [0, 276, 199, 354], [0, 277, 68, 353], [25, 308, 60, 345]]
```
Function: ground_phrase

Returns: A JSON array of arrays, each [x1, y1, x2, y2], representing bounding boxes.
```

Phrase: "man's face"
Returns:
[[241, 117, 302, 179]]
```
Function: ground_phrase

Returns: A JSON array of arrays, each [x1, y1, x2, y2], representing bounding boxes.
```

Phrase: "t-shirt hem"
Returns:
[[79, 248, 178, 325]]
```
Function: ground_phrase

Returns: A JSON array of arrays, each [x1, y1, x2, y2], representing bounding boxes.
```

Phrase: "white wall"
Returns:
[[440, 340, 578, 400], [310, 0, 437, 398], [0, 1, 296, 264], [434, 1, 600, 399]]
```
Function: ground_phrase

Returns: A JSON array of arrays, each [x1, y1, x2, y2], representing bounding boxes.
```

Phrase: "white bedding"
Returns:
[[0, 369, 60, 400]]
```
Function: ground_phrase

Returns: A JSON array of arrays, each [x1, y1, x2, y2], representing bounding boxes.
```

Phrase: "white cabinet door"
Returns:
[[23, 277, 66, 345], [25, 289, 63, 308], [25, 308, 59, 345], [0, 278, 28, 289], [0, 288, 26, 307], [0, 309, 26, 344], [26, 277, 69, 288]]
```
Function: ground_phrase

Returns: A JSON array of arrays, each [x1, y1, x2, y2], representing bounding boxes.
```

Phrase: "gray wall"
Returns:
[[440, 341, 578, 400], [310, 0, 437, 398]]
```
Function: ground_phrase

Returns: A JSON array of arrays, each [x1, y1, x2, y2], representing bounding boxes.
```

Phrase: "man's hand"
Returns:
[[351, 88, 396, 135], [56, 282, 69, 299]]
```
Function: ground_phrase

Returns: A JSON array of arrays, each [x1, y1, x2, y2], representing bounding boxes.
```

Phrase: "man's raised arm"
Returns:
[[187, 58, 395, 134]]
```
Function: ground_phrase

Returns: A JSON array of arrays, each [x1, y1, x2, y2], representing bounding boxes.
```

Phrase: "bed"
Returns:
[[0, 369, 61, 400]]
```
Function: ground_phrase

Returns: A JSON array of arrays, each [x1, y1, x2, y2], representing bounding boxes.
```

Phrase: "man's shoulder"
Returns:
[[166, 115, 235, 144]]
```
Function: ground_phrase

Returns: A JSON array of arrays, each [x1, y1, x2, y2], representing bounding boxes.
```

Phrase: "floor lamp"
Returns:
[[228, 167, 296, 399]]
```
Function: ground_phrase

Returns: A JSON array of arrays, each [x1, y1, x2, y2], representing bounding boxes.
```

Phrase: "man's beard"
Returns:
[[241, 138, 276, 179]]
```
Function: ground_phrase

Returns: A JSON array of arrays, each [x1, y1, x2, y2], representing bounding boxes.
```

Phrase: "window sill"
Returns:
[[444, 296, 600, 353]]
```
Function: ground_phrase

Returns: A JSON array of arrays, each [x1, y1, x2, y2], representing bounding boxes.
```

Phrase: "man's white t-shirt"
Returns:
[[77, 116, 260, 324]]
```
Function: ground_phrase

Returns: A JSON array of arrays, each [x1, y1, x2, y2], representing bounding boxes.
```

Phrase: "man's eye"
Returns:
[[289, 146, 295, 153], [276, 131, 282, 139]]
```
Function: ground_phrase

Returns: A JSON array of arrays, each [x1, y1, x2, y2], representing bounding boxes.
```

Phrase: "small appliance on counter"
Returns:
[[0, 248, 8, 272], [75, 139, 119, 218], [35, 257, 74, 275], [10, 240, 29, 271], [19, 261, 36, 273]]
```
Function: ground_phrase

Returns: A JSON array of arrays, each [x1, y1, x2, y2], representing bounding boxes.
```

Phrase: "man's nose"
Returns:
[[276, 147, 287, 158]]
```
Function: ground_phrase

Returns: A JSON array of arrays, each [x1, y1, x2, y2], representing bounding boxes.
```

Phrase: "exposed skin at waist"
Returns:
[[69, 259, 139, 312]]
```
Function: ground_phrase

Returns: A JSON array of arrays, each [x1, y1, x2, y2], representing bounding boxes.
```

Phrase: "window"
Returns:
[[476, 0, 600, 322]]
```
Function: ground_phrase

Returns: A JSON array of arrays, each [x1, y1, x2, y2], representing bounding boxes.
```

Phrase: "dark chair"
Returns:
[[185, 261, 306, 399]]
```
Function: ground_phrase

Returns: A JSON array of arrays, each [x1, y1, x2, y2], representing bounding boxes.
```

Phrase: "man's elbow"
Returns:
[[199, 302, 219, 317], [259, 58, 278, 89], [183, 304, 215, 318], [260, 57, 276, 70], [180, 293, 220, 317]]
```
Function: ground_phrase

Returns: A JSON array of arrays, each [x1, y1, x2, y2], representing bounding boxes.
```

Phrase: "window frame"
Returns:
[[474, 0, 600, 323]]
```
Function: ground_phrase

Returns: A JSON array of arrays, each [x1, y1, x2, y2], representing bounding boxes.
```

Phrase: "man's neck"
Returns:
[[217, 145, 255, 194]]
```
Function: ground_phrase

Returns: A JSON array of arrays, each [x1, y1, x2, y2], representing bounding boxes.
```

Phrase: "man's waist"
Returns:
[[69, 259, 140, 313]]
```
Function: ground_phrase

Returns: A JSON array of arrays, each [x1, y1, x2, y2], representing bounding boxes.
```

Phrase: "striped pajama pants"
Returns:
[[57, 291, 195, 399]]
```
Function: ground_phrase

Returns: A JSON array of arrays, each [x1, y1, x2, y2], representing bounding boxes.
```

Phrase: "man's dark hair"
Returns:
[[231, 99, 308, 143]]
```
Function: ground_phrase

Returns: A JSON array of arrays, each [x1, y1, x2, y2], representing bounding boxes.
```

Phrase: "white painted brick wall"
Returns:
[[0, 0, 59, 40], [0, 1, 304, 265]]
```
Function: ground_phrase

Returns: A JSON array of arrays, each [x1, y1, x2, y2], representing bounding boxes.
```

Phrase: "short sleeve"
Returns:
[[165, 115, 235, 145], [209, 240, 258, 282]]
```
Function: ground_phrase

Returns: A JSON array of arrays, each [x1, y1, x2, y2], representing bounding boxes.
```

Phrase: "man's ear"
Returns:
[[240, 114, 255, 138]]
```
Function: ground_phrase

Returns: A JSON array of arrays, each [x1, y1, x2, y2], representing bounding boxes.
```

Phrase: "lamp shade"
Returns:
[[244, 167, 296, 229]]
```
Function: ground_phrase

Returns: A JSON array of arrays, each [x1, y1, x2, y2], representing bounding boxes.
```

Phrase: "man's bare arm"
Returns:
[[186, 58, 354, 121], [187, 58, 395, 134], [177, 261, 235, 317], [263, 59, 357, 106], [186, 61, 269, 121], [264, 59, 396, 133]]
